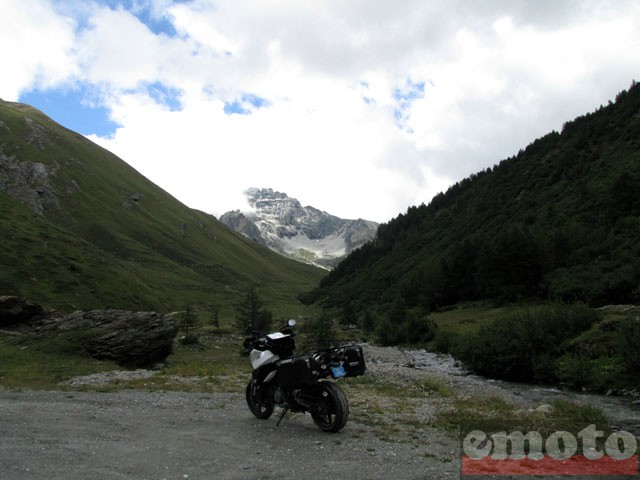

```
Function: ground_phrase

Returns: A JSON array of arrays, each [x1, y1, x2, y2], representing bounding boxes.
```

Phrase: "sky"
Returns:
[[2, 0, 639, 223]]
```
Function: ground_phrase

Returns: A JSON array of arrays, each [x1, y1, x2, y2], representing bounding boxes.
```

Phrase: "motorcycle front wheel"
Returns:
[[310, 381, 349, 433], [245, 381, 275, 419]]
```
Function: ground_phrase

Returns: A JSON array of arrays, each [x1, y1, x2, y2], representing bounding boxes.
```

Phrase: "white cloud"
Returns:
[[0, 0, 77, 98], [3, 0, 640, 222]]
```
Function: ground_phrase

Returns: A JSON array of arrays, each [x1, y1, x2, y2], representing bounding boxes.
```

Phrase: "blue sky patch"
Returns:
[[95, 0, 185, 37], [393, 79, 425, 103], [224, 94, 269, 115], [393, 78, 425, 130], [19, 87, 119, 137], [144, 82, 183, 111]]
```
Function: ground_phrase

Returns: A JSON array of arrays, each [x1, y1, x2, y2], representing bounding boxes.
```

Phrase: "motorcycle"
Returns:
[[244, 319, 366, 432]]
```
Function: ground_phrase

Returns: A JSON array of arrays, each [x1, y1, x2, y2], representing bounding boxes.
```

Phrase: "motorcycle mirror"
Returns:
[[287, 319, 297, 327]]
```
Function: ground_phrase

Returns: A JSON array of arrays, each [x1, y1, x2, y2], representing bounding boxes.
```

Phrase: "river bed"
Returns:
[[406, 348, 640, 436]]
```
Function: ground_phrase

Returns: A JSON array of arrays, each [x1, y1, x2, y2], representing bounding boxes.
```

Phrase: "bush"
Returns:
[[431, 329, 460, 354], [375, 317, 406, 346], [179, 305, 200, 344], [550, 399, 609, 427], [456, 303, 600, 382], [555, 353, 594, 387], [617, 316, 640, 373], [360, 309, 377, 333], [234, 287, 272, 336], [300, 311, 337, 351], [405, 311, 437, 344]]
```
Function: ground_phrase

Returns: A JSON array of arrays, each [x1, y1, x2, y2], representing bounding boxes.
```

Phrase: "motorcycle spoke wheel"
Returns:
[[245, 381, 274, 419], [310, 381, 349, 433]]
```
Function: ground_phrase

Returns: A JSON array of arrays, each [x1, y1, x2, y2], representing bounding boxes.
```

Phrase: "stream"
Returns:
[[407, 349, 640, 437]]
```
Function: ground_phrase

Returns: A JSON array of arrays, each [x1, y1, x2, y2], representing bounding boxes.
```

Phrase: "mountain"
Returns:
[[304, 81, 640, 314], [0, 100, 324, 315], [220, 188, 379, 269]]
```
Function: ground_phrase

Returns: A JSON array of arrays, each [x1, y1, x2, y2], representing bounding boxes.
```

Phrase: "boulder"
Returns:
[[0, 297, 179, 367], [0, 295, 48, 329], [535, 404, 553, 414], [41, 309, 179, 367]]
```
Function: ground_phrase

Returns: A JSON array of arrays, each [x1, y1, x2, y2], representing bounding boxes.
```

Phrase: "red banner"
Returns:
[[462, 454, 639, 476]]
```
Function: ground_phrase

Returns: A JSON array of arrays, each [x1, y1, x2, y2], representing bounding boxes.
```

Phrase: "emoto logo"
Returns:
[[462, 424, 639, 476]]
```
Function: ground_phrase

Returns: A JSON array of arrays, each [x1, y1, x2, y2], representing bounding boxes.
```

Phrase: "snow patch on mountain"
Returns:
[[220, 188, 378, 269]]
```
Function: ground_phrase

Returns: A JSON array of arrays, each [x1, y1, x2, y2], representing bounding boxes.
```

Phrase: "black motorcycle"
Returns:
[[244, 319, 366, 432]]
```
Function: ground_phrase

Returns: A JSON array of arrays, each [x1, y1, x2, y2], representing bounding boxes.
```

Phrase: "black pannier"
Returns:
[[318, 345, 366, 378], [342, 344, 366, 377], [276, 355, 315, 386]]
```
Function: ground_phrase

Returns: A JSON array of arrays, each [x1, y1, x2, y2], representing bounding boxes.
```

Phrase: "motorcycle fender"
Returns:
[[250, 349, 280, 370]]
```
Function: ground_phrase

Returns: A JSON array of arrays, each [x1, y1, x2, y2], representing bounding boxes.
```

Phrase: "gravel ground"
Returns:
[[0, 390, 459, 480], [1, 344, 637, 480], [0, 345, 462, 480]]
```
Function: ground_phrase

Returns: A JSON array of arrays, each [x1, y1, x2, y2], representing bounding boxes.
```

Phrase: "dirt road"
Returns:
[[5, 344, 636, 480], [0, 387, 459, 480]]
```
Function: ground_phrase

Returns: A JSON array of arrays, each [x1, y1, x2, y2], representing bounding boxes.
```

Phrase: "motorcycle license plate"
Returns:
[[331, 365, 346, 379]]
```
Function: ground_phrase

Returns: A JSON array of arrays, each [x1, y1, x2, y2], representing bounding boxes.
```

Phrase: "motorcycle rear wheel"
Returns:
[[310, 381, 349, 433], [245, 381, 275, 419]]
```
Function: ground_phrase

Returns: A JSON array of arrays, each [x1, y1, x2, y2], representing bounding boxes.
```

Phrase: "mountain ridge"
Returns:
[[220, 188, 378, 269], [305, 81, 640, 314], [0, 100, 324, 314]]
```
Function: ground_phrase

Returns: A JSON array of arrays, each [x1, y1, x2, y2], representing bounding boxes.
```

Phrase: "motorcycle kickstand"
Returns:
[[276, 406, 289, 427]]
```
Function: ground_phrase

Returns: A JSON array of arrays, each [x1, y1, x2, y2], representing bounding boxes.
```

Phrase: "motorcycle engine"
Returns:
[[273, 385, 284, 404]]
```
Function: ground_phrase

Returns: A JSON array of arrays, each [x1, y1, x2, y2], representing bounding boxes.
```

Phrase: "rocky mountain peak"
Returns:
[[220, 188, 378, 269]]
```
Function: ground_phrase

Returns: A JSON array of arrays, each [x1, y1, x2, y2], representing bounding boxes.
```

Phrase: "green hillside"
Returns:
[[0, 100, 324, 315], [306, 81, 640, 315]]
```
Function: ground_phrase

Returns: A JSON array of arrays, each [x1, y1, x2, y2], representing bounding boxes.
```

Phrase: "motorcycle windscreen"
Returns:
[[252, 314, 270, 337]]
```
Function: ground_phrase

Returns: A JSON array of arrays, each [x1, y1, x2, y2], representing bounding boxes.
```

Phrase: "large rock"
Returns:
[[0, 297, 179, 367], [41, 309, 179, 367], [0, 295, 48, 328]]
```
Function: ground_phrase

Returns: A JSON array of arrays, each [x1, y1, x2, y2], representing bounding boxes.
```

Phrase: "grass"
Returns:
[[343, 371, 452, 399], [0, 99, 325, 315], [428, 303, 515, 335], [437, 395, 517, 432], [0, 335, 119, 389], [437, 395, 613, 449], [0, 325, 251, 391]]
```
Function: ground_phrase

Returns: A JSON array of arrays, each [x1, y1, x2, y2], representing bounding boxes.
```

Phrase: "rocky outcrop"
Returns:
[[0, 296, 179, 367], [41, 309, 179, 367], [0, 295, 49, 329], [219, 210, 265, 244], [220, 188, 378, 268], [0, 151, 59, 215]]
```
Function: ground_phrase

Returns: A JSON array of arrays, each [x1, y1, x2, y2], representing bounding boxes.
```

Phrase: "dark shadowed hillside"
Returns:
[[305, 81, 640, 315]]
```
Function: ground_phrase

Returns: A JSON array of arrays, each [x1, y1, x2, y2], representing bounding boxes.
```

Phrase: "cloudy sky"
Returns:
[[2, 0, 639, 223]]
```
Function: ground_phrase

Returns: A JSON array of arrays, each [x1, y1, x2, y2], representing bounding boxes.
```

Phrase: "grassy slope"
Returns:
[[0, 100, 324, 315]]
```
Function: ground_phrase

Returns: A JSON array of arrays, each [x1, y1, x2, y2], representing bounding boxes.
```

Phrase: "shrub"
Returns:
[[179, 305, 200, 344], [555, 353, 593, 387], [456, 303, 600, 382], [617, 316, 640, 373], [300, 311, 337, 351], [431, 329, 460, 354], [550, 399, 609, 427], [375, 317, 406, 346]]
